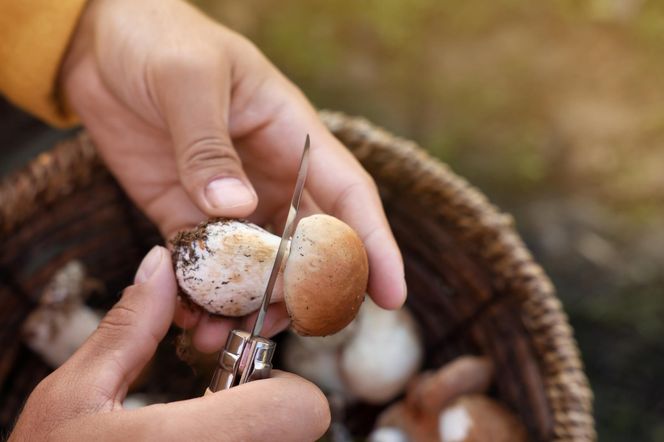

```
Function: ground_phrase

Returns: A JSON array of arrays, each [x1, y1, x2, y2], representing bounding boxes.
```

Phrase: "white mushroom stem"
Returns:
[[438, 395, 528, 442], [280, 299, 421, 404], [373, 394, 528, 442], [340, 298, 422, 404], [291, 317, 358, 352], [21, 260, 104, 368], [22, 304, 101, 368], [374, 402, 440, 442], [123, 393, 165, 410], [281, 332, 349, 396], [439, 404, 473, 442], [280, 320, 357, 397], [174, 220, 284, 316], [369, 427, 410, 442], [173, 215, 368, 336]]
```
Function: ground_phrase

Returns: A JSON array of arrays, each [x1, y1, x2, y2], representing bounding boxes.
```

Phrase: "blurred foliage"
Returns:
[[193, 0, 664, 439]]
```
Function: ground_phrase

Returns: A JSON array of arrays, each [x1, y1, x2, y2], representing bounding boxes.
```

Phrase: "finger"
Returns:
[[64, 246, 177, 402], [240, 302, 290, 337], [192, 314, 240, 354], [233, 98, 405, 308], [150, 48, 258, 218], [173, 295, 202, 330], [225, 40, 405, 309], [254, 190, 322, 233], [308, 135, 407, 309], [58, 371, 331, 442], [190, 300, 289, 353]]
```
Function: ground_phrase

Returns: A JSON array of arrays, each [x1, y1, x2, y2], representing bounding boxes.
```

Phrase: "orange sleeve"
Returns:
[[0, 0, 87, 127]]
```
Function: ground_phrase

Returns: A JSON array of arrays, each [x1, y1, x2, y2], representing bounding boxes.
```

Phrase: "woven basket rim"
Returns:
[[321, 110, 594, 441], [0, 111, 595, 441]]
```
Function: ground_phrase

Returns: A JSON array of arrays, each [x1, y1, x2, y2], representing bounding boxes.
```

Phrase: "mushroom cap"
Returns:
[[172, 219, 282, 316], [294, 318, 359, 351], [284, 214, 368, 336], [340, 299, 422, 404]]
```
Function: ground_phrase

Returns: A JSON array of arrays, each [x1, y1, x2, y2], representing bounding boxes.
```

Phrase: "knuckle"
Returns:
[[362, 172, 379, 193], [30, 374, 57, 399], [229, 32, 263, 59], [16, 374, 67, 434], [97, 299, 139, 335], [151, 48, 220, 78], [180, 137, 240, 174], [331, 178, 373, 216]]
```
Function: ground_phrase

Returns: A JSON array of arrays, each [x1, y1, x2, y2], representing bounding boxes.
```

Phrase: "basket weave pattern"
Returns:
[[0, 112, 594, 440]]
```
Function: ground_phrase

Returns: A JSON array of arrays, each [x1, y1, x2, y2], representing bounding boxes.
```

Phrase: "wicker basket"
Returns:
[[0, 111, 594, 440]]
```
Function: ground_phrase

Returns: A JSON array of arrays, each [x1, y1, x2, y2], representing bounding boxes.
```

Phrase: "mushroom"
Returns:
[[438, 395, 528, 442], [22, 261, 103, 368], [281, 331, 349, 395], [407, 356, 494, 413], [122, 393, 166, 410], [22, 261, 153, 391], [281, 320, 358, 395], [340, 298, 422, 404], [172, 214, 368, 336], [22, 303, 102, 368], [369, 427, 410, 442], [374, 402, 439, 442], [282, 298, 423, 405], [370, 356, 528, 442]]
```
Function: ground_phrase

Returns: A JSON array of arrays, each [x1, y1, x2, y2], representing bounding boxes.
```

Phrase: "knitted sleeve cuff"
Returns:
[[0, 0, 88, 127]]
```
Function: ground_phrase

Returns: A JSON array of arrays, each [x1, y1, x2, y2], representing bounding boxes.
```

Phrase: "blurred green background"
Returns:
[[189, 0, 664, 440], [0, 0, 662, 439]]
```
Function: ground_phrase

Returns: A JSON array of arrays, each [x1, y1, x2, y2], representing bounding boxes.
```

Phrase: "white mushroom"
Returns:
[[22, 305, 101, 368], [21, 261, 103, 368], [172, 214, 368, 336], [280, 299, 422, 405], [369, 427, 410, 442], [340, 298, 422, 404], [122, 393, 166, 410], [173, 220, 281, 316], [370, 356, 528, 442], [281, 332, 349, 395]]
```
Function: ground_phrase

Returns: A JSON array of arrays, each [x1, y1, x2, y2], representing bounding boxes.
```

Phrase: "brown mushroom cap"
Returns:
[[284, 214, 368, 336], [407, 356, 494, 413]]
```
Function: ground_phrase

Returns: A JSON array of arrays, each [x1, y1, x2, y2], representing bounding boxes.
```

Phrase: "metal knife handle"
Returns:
[[207, 329, 276, 393]]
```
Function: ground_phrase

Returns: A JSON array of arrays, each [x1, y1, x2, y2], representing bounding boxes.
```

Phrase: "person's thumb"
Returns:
[[150, 51, 258, 218], [61, 372, 331, 441], [64, 246, 177, 404]]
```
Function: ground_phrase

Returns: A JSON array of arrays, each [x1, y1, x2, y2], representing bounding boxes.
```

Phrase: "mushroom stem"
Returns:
[[340, 299, 423, 404], [173, 215, 369, 336], [21, 260, 104, 368], [438, 395, 528, 442], [22, 304, 102, 368], [173, 219, 285, 317], [407, 356, 494, 413]]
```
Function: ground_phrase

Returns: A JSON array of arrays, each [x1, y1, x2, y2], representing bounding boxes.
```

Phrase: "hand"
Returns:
[[61, 0, 406, 352], [9, 247, 330, 441]]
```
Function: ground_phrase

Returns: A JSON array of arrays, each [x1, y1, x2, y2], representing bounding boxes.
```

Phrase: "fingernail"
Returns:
[[135, 246, 164, 284], [205, 178, 255, 210]]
